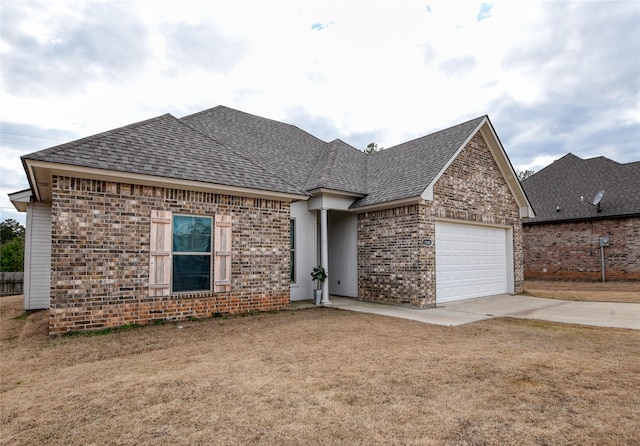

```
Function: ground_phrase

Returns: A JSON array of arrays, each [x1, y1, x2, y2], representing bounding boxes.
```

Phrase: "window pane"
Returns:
[[290, 219, 295, 282], [172, 255, 211, 292], [290, 219, 295, 249], [173, 216, 211, 252], [290, 250, 295, 282]]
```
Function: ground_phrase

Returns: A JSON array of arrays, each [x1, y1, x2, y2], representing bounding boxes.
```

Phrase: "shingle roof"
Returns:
[[182, 106, 327, 192], [23, 113, 305, 196], [521, 153, 640, 224], [351, 116, 486, 208], [22, 106, 494, 207], [183, 107, 486, 206], [304, 139, 368, 194]]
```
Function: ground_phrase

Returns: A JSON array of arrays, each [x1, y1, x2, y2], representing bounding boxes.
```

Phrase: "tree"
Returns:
[[0, 238, 24, 272], [364, 142, 383, 155], [516, 169, 535, 181], [0, 219, 25, 243], [0, 219, 25, 272]]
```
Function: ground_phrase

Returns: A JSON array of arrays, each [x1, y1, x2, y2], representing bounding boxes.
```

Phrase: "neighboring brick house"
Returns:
[[10, 106, 533, 334], [521, 153, 640, 281]]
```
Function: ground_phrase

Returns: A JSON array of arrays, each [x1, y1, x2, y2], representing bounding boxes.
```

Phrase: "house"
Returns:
[[10, 106, 533, 334], [521, 153, 640, 281]]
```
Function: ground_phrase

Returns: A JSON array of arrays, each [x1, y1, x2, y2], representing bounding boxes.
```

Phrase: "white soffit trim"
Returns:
[[478, 123, 535, 218], [307, 188, 365, 198], [24, 160, 41, 202], [25, 160, 309, 203], [306, 188, 363, 211], [8, 189, 32, 212]]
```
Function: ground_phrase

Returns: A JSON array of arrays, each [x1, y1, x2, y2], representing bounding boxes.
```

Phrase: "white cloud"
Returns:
[[1, 0, 638, 220], [519, 154, 560, 173]]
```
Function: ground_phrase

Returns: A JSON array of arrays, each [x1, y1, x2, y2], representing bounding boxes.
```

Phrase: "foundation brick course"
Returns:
[[524, 216, 640, 281], [49, 176, 290, 334], [358, 134, 523, 307]]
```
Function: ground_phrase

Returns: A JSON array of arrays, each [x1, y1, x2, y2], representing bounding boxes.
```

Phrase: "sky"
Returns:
[[1, 0, 639, 225]]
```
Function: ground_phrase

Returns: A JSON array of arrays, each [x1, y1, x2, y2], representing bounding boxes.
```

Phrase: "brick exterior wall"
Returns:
[[357, 204, 434, 307], [358, 133, 523, 308], [523, 216, 640, 281], [49, 176, 290, 334]]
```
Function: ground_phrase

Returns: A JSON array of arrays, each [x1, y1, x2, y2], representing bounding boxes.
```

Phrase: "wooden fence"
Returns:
[[0, 272, 24, 296]]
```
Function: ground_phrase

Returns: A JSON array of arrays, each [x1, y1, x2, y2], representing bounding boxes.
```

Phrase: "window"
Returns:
[[172, 215, 212, 292], [290, 219, 296, 282], [149, 210, 232, 296]]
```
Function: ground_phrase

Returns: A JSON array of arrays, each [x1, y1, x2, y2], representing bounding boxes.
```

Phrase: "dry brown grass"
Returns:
[[1, 294, 639, 445], [524, 280, 640, 303]]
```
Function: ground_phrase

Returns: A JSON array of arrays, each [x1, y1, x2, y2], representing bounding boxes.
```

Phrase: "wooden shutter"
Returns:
[[214, 215, 232, 292], [149, 210, 172, 296]]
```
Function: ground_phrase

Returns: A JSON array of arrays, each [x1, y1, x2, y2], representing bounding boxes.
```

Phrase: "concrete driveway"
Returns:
[[328, 294, 640, 330]]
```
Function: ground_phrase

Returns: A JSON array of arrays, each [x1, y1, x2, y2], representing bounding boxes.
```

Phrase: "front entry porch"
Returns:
[[290, 195, 358, 302]]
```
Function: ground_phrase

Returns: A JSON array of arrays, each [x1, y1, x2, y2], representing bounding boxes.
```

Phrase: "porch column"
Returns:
[[320, 209, 331, 304]]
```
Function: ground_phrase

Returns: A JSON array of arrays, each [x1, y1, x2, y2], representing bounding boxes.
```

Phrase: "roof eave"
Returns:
[[8, 188, 33, 212], [307, 187, 366, 198], [524, 212, 640, 225], [23, 159, 310, 203], [479, 121, 535, 218]]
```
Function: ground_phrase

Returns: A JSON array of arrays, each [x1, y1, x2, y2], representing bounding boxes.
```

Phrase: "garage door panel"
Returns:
[[436, 222, 508, 303]]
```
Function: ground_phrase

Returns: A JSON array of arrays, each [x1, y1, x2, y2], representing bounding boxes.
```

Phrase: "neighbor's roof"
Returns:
[[21, 106, 511, 209], [521, 153, 640, 224], [22, 113, 305, 197]]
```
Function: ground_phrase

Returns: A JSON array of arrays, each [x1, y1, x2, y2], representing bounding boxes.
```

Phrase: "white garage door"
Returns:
[[435, 222, 508, 303]]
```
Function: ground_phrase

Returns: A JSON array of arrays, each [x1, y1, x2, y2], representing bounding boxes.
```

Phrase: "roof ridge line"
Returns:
[[319, 143, 339, 184], [183, 105, 332, 145], [179, 116, 309, 196], [302, 143, 330, 191]]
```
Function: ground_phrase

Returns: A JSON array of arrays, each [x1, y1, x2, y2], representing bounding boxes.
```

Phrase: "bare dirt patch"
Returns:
[[524, 280, 640, 303], [1, 294, 639, 445]]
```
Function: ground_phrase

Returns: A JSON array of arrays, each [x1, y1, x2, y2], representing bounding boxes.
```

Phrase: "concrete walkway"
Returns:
[[315, 294, 640, 330]]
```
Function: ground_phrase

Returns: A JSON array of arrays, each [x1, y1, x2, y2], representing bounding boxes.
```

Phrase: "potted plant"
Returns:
[[310, 265, 327, 305]]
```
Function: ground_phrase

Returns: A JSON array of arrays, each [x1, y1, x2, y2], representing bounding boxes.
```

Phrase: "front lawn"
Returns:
[[1, 295, 638, 445]]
